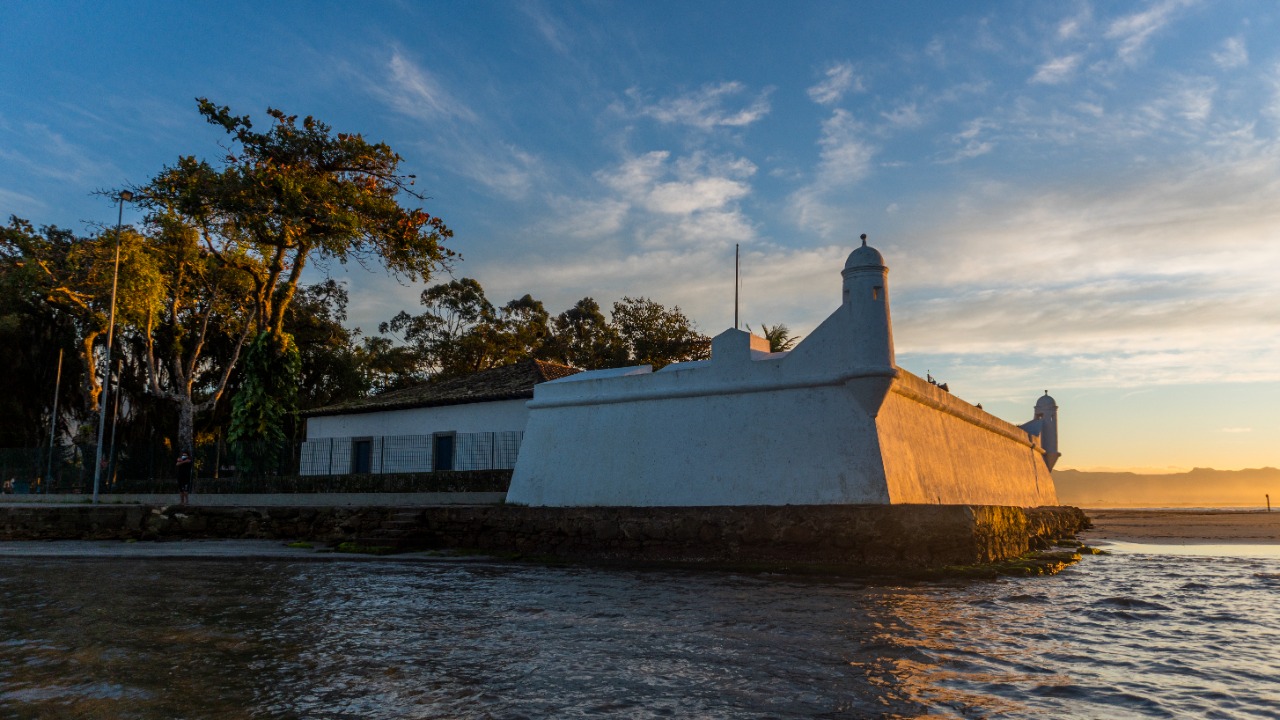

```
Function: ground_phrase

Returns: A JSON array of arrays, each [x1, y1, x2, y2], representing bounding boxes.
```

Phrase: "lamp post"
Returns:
[[92, 190, 133, 503], [45, 348, 63, 493]]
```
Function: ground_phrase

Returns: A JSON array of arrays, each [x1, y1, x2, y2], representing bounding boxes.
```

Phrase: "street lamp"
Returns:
[[92, 189, 133, 503]]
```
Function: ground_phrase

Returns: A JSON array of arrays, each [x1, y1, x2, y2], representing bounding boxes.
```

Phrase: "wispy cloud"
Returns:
[[1074, 102, 1105, 118], [881, 103, 924, 128], [957, 118, 996, 139], [941, 140, 994, 163], [600, 151, 755, 225], [459, 146, 770, 327], [789, 110, 876, 237], [1030, 54, 1082, 85], [814, 110, 876, 185], [545, 196, 630, 240], [1265, 62, 1280, 125], [520, 3, 571, 56], [939, 118, 997, 163], [622, 82, 772, 130], [1105, 0, 1191, 65], [0, 187, 46, 214], [598, 151, 754, 217], [370, 50, 544, 200], [1057, 8, 1091, 40], [380, 49, 477, 123], [1172, 79, 1215, 124], [1127, 76, 1217, 133], [450, 142, 543, 200], [807, 61, 862, 105], [1212, 36, 1248, 69], [0, 123, 117, 185]]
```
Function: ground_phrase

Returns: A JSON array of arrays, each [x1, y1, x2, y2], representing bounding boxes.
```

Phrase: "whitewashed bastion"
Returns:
[[506, 236, 1061, 507]]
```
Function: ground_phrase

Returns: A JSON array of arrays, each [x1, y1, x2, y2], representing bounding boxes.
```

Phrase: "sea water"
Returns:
[[0, 542, 1277, 719]]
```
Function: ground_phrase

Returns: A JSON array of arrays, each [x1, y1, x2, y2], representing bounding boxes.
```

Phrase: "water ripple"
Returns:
[[0, 549, 1277, 717]]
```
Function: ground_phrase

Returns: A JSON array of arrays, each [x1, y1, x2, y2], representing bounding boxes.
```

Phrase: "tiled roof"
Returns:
[[304, 359, 580, 417]]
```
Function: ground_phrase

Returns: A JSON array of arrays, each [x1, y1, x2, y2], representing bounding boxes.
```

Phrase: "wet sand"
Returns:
[[1081, 509, 1280, 544]]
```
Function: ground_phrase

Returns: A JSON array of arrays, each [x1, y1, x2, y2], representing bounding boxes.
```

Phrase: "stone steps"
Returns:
[[349, 510, 431, 551]]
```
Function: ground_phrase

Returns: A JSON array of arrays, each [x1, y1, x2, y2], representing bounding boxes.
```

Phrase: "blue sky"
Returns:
[[2, 1, 1278, 472]]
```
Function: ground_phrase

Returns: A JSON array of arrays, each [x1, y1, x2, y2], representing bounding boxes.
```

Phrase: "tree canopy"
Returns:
[[133, 99, 456, 468], [141, 99, 455, 341], [380, 278, 710, 376], [0, 99, 458, 477]]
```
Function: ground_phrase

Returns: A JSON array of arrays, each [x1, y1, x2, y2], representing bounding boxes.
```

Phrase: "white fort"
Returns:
[[507, 237, 1060, 507]]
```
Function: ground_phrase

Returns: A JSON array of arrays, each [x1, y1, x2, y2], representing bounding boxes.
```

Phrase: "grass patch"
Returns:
[[285, 541, 314, 549]]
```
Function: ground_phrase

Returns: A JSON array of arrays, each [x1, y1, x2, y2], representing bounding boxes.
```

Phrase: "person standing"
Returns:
[[175, 452, 193, 505]]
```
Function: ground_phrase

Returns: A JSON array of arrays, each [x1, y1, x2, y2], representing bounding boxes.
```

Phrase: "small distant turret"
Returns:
[[1035, 391, 1060, 470], [841, 233, 895, 368]]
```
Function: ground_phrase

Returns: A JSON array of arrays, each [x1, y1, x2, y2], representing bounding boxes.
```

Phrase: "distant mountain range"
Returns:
[[1053, 467, 1280, 508]]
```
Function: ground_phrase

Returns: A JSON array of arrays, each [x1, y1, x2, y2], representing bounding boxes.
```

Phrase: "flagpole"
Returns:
[[734, 244, 739, 330]]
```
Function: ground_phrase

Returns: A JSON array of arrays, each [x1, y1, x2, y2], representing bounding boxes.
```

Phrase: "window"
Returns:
[[872, 286, 883, 300], [433, 432, 455, 472], [351, 438, 373, 474]]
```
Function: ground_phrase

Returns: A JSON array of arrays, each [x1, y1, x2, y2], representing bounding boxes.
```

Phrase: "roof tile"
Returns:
[[304, 359, 580, 417]]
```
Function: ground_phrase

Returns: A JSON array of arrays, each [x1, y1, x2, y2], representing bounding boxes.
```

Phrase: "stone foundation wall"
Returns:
[[0, 504, 1089, 571]]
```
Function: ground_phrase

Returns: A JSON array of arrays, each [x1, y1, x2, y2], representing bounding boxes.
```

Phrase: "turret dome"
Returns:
[[1036, 391, 1057, 409], [845, 234, 886, 270]]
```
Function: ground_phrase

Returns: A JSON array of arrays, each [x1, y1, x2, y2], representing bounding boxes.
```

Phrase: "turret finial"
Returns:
[[860, 233, 867, 247]]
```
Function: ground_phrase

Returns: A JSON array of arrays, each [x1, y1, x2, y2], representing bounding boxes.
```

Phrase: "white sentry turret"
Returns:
[[1034, 391, 1060, 470], [840, 233, 895, 369]]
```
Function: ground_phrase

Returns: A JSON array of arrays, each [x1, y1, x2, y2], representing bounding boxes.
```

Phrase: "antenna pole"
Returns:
[[734, 244, 739, 330]]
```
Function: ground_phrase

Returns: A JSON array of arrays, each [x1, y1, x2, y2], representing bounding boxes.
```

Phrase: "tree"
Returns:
[[544, 297, 626, 369], [0, 217, 155, 417], [285, 279, 368, 411], [135, 211, 256, 455], [496, 294, 552, 363], [143, 99, 455, 341], [382, 278, 557, 379], [357, 335, 422, 393], [748, 322, 800, 353], [228, 332, 301, 475], [377, 288, 710, 376], [140, 99, 454, 472], [610, 297, 710, 370], [0, 240, 83, 448], [382, 277, 495, 379]]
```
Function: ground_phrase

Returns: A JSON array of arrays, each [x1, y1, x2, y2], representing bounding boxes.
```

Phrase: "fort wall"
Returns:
[[509, 380, 889, 506], [877, 372, 1058, 506]]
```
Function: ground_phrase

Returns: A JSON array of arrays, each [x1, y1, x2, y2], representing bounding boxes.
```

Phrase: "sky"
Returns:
[[2, 1, 1278, 473]]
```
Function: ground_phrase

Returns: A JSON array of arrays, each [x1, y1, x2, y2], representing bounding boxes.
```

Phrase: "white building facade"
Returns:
[[299, 360, 578, 475]]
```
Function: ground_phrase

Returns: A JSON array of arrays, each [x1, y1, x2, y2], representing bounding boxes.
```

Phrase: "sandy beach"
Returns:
[[1081, 509, 1280, 544]]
